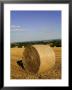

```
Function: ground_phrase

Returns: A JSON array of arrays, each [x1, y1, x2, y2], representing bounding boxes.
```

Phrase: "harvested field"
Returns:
[[10, 45, 61, 79]]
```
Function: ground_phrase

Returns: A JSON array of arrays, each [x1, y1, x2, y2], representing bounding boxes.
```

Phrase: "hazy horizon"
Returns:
[[11, 39, 61, 44], [10, 11, 61, 43]]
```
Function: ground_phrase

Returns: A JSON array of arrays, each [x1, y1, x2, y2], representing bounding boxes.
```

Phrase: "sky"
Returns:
[[10, 11, 61, 43]]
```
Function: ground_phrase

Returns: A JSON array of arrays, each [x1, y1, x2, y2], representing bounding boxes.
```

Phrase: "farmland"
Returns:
[[10, 46, 61, 79]]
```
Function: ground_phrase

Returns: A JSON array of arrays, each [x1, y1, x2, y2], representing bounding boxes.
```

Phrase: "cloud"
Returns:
[[11, 25, 21, 28], [11, 25, 24, 31], [11, 29, 25, 32], [11, 25, 30, 32]]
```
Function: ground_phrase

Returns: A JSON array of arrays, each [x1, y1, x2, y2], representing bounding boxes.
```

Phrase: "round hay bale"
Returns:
[[22, 45, 55, 74]]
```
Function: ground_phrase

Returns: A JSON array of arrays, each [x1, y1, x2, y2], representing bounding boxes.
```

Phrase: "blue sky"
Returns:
[[10, 11, 61, 43]]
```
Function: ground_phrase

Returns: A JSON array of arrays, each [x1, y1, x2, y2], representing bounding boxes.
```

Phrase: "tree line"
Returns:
[[11, 39, 61, 48]]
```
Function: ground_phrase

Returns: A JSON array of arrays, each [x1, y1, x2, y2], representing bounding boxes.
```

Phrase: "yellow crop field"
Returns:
[[10, 46, 61, 79]]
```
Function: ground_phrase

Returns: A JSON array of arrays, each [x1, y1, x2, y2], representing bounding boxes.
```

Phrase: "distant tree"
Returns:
[[18, 44, 22, 48], [11, 44, 16, 48]]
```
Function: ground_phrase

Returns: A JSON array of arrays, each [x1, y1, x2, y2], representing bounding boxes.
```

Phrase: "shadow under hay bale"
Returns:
[[22, 45, 55, 74], [17, 60, 25, 70]]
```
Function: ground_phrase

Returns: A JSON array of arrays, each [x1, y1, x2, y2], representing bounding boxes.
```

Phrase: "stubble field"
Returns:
[[11, 45, 61, 79]]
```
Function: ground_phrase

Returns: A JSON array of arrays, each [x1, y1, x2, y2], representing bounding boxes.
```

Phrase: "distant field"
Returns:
[[10, 46, 61, 79]]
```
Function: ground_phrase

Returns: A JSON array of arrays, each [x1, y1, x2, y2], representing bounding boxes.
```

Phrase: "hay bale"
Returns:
[[22, 46, 24, 48], [22, 45, 55, 74]]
